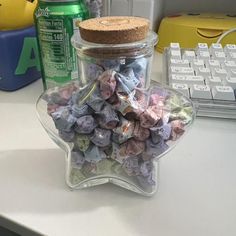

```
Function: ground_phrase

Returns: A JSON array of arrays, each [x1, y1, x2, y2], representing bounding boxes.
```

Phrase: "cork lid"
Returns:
[[78, 16, 150, 44]]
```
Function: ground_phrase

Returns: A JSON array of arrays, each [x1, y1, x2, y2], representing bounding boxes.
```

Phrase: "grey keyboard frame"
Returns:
[[163, 48, 236, 119]]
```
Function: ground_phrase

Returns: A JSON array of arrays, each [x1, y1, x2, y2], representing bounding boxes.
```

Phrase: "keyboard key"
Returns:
[[182, 50, 196, 61], [169, 66, 194, 76], [212, 51, 226, 62], [206, 76, 222, 86], [197, 50, 210, 60], [224, 77, 236, 89], [170, 74, 186, 83], [224, 44, 236, 54], [169, 49, 181, 60], [170, 43, 180, 50], [210, 43, 223, 54], [212, 68, 227, 78], [170, 59, 190, 67], [206, 59, 221, 69], [195, 67, 211, 77], [228, 52, 236, 61], [222, 60, 236, 71], [172, 83, 190, 97], [228, 69, 236, 77], [212, 85, 235, 101], [190, 84, 212, 99], [196, 43, 208, 51], [191, 59, 205, 69], [185, 75, 205, 85]]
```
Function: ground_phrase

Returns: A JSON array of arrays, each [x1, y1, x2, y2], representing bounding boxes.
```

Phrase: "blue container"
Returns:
[[0, 26, 41, 91]]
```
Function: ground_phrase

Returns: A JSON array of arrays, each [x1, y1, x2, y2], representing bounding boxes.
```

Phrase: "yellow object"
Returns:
[[156, 13, 236, 52], [0, 0, 37, 30]]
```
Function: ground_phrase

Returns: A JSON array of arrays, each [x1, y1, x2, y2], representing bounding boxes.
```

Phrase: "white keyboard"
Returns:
[[163, 42, 236, 119]]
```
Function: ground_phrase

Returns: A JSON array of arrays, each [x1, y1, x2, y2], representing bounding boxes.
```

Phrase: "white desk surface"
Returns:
[[0, 53, 236, 236]]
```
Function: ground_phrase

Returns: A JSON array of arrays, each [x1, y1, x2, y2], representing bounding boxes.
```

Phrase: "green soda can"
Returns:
[[34, 0, 89, 89]]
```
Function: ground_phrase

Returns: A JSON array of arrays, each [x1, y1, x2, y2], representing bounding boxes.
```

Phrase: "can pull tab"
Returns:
[[197, 28, 223, 38]]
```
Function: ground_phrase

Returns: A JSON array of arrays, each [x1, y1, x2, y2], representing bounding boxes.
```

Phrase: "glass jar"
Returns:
[[36, 81, 195, 196], [71, 30, 157, 89], [36, 22, 195, 196]]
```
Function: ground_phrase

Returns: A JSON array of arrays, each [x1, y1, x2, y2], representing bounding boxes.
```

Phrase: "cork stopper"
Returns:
[[78, 16, 150, 44]]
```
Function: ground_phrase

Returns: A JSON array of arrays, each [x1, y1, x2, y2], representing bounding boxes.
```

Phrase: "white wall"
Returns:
[[164, 0, 236, 15], [101, 0, 236, 30], [153, 0, 164, 30]]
